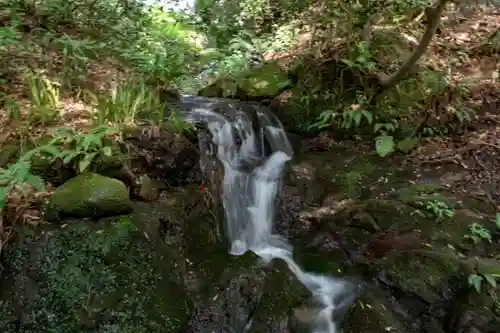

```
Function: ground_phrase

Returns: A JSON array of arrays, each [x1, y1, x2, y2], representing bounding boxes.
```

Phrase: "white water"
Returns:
[[181, 96, 353, 333]]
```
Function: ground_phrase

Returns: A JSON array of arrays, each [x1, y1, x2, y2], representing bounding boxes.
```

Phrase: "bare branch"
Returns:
[[377, 0, 450, 91]]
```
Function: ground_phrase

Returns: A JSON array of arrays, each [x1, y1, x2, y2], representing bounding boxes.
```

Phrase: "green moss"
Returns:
[[48, 172, 132, 220], [0, 217, 190, 333], [344, 292, 414, 333], [332, 156, 377, 199], [375, 249, 461, 303], [239, 62, 291, 98], [247, 260, 309, 333], [293, 243, 350, 276], [397, 183, 451, 206]]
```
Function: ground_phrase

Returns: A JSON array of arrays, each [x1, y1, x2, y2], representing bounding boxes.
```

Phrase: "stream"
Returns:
[[0, 95, 499, 333], [181, 94, 360, 332]]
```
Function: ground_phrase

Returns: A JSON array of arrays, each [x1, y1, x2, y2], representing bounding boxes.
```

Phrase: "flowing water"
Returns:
[[179, 95, 358, 333]]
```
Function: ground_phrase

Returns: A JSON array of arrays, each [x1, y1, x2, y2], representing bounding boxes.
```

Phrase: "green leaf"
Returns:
[[26, 174, 45, 191], [484, 274, 497, 288], [340, 58, 355, 67], [101, 146, 113, 157], [495, 212, 500, 229], [375, 135, 395, 157], [79, 152, 98, 172], [0, 187, 9, 209], [63, 151, 81, 164], [396, 137, 419, 154], [0, 167, 11, 186], [468, 274, 484, 293], [361, 110, 373, 124]]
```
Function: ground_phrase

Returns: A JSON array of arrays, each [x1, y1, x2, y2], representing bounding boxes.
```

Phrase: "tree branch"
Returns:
[[378, 0, 450, 91]]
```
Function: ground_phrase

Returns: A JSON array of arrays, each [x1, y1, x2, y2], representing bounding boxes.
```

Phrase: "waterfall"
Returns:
[[180, 94, 357, 333]]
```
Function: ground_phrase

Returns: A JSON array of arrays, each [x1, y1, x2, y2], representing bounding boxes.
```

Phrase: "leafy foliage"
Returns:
[[45, 125, 118, 173], [0, 0, 201, 92], [0, 155, 45, 209]]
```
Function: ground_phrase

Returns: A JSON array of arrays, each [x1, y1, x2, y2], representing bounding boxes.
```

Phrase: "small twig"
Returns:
[[473, 152, 487, 170], [411, 10, 426, 24], [419, 155, 469, 169], [475, 140, 500, 151]]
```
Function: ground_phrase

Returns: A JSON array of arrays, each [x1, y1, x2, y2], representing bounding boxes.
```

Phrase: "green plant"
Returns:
[[50, 33, 97, 89], [25, 70, 61, 124], [88, 80, 164, 127], [468, 273, 500, 293], [464, 223, 492, 244], [421, 199, 454, 220], [412, 199, 455, 220], [46, 125, 118, 173], [340, 41, 376, 70], [375, 135, 395, 157], [169, 108, 196, 135], [0, 152, 47, 210], [1, 96, 21, 121], [311, 93, 374, 131]]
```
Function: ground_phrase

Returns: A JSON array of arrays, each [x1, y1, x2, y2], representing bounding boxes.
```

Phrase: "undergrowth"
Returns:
[[0, 0, 200, 254]]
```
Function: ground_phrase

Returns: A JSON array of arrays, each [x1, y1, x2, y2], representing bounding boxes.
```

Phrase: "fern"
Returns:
[[0, 154, 46, 209], [47, 125, 118, 173]]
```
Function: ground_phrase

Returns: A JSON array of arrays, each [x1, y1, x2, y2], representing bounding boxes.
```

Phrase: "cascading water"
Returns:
[[180, 94, 358, 333]]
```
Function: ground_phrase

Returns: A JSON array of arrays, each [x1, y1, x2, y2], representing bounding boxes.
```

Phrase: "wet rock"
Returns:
[[0, 217, 191, 333], [247, 260, 310, 333], [46, 172, 132, 221], [184, 256, 310, 333], [183, 253, 266, 333], [293, 233, 351, 276]]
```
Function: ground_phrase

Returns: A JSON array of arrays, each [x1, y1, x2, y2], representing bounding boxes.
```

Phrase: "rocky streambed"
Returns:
[[0, 126, 499, 333]]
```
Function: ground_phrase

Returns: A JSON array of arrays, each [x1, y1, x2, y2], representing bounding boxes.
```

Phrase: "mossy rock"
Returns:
[[449, 289, 500, 333], [374, 249, 462, 303], [331, 156, 378, 199], [247, 260, 310, 333], [239, 62, 292, 98], [396, 183, 454, 207], [47, 172, 132, 220], [294, 241, 350, 276], [332, 199, 412, 232], [343, 291, 417, 333], [0, 217, 191, 333], [417, 208, 484, 248], [461, 257, 500, 277], [197, 77, 244, 98], [198, 62, 292, 100]]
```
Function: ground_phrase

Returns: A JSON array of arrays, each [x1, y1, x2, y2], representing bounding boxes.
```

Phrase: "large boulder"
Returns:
[[198, 62, 293, 100], [47, 172, 132, 220], [239, 62, 292, 99]]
